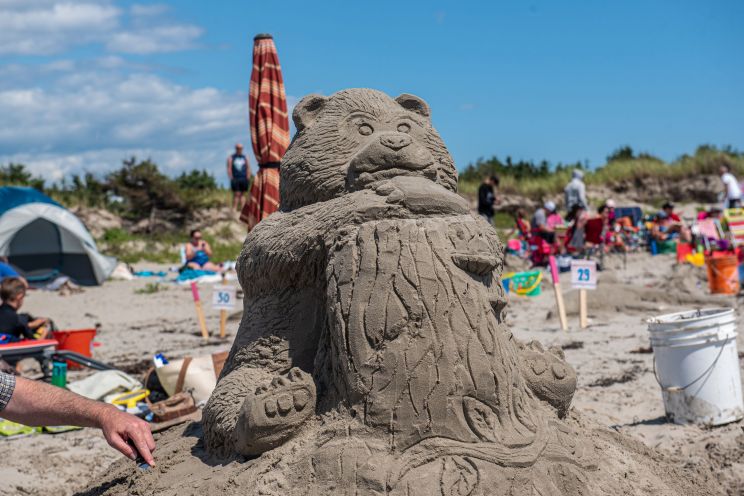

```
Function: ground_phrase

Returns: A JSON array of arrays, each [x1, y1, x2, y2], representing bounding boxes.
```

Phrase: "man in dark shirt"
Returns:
[[0, 277, 49, 343], [477, 175, 499, 225], [227, 143, 252, 212]]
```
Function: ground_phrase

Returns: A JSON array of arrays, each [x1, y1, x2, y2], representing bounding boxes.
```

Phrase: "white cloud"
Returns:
[[106, 24, 203, 54], [0, 1, 293, 185], [130, 3, 169, 18], [0, 0, 202, 55], [0, 2, 120, 55], [0, 68, 252, 184]]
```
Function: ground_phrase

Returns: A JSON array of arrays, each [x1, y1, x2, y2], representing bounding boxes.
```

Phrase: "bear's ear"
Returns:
[[395, 94, 430, 119], [293, 94, 328, 132]]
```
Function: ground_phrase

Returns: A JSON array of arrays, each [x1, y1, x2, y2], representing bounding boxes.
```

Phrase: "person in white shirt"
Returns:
[[720, 164, 742, 209], [564, 169, 588, 217]]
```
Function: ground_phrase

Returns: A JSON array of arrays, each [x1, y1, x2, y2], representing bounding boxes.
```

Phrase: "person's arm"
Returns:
[[1, 375, 155, 466], [28, 317, 48, 331], [201, 241, 213, 257], [185, 243, 195, 261], [245, 156, 252, 179], [227, 156, 233, 181]]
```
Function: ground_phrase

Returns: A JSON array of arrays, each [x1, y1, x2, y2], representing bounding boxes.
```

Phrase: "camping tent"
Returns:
[[0, 186, 116, 286]]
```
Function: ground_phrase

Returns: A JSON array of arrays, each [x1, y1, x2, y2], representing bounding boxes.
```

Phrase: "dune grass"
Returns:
[[458, 146, 744, 201], [100, 228, 243, 265]]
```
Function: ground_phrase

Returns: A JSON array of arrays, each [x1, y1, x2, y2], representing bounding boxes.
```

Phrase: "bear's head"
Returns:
[[280, 88, 458, 210]]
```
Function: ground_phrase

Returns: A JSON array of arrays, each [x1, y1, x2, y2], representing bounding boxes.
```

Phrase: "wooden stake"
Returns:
[[579, 289, 588, 329], [548, 256, 568, 332], [190, 282, 210, 340], [219, 274, 227, 339], [555, 283, 569, 331]]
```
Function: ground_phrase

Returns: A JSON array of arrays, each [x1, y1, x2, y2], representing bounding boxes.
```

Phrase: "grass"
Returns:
[[135, 282, 166, 295], [458, 147, 744, 201], [99, 227, 243, 265]]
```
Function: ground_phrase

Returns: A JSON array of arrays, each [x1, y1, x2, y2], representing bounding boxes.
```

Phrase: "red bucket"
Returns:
[[676, 243, 693, 264], [52, 328, 97, 369]]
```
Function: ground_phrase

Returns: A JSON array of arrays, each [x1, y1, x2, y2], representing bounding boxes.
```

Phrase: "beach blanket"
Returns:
[[174, 269, 220, 285], [134, 270, 167, 278]]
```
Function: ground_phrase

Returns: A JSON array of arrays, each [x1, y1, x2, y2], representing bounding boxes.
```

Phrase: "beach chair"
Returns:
[[584, 218, 605, 246], [691, 217, 725, 251], [584, 217, 607, 264], [723, 208, 744, 245], [613, 207, 643, 226], [0, 339, 113, 379]]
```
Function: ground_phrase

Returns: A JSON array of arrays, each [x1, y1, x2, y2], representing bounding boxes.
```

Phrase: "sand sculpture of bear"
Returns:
[[85, 88, 717, 496], [202, 87, 587, 488], [161, 88, 716, 496]]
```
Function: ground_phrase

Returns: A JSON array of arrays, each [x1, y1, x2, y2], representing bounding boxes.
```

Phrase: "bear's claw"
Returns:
[[233, 367, 317, 456]]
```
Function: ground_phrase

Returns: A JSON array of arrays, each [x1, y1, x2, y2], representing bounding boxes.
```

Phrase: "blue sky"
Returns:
[[0, 0, 742, 184]]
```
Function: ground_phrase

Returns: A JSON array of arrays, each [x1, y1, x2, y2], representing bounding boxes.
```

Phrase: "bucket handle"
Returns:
[[652, 335, 731, 392]]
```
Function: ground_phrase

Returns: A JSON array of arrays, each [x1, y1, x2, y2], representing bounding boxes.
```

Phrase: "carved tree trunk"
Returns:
[[324, 216, 540, 451]]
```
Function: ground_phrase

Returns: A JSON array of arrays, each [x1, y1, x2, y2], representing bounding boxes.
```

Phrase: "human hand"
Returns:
[[98, 406, 156, 466]]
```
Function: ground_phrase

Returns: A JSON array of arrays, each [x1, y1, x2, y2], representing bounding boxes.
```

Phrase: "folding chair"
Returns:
[[723, 208, 744, 246]]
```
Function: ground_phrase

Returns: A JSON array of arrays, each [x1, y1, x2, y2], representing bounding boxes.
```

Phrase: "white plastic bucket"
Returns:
[[647, 307, 744, 426]]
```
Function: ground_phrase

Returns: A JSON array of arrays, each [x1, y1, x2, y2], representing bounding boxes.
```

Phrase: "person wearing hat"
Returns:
[[532, 200, 558, 244], [564, 169, 588, 216], [227, 143, 252, 211]]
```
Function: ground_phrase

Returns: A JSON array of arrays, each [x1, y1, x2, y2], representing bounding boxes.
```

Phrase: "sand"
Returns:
[[1, 89, 741, 494], [0, 269, 235, 496], [0, 254, 740, 494]]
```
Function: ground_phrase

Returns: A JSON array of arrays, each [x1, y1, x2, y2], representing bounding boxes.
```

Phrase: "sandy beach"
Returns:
[[1, 252, 742, 495]]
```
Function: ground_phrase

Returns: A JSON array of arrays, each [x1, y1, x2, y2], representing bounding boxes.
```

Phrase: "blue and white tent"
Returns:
[[0, 186, 116, 286]]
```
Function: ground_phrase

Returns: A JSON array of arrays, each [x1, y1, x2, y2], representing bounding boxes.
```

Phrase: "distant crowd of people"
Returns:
[[476, 164, 743, 266]]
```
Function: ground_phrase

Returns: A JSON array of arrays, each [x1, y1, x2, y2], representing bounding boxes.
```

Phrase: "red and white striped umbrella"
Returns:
[[240, 33, 290, 230]]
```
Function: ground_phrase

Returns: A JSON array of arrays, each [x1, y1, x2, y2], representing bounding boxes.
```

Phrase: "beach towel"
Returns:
[[174, 268, 220, 285]]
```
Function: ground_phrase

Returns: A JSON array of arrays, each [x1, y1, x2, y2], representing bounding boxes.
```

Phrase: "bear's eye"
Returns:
[[358, 123, 374, 136], [397, 122, 411, 133]]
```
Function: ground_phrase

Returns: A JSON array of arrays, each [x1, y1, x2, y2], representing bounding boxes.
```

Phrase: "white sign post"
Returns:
[[212, 285, 237, 311], [570, 260, 597, 328], [212, 284, 236, 338]]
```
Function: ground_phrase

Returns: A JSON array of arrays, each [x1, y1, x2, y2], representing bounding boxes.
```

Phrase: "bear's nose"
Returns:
[[379, 133, 412, 151]]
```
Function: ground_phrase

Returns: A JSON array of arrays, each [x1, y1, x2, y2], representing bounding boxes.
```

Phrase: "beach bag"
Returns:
[[147, 391, 197, 423], [154, 351, 228, 404]]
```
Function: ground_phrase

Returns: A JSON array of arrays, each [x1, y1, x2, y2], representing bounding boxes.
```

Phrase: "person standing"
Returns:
[[720, 164, 742, 209], [564, 169, 588, 216], [227, 143, 251, 211], [477, 175, 499, 225]]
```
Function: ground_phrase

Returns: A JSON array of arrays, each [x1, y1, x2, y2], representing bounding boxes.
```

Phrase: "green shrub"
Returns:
[[135, 282, 166, 295], [0, 163, 45, 190], [458, 144, 744, 201]]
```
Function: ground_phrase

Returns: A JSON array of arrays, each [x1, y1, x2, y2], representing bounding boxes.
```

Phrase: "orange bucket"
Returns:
[[52, 328, 97, 369], [705, 255, 740, 295]]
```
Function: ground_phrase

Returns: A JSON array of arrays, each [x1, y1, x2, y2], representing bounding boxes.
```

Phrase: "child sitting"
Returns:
[[0, 278, 51, 343]]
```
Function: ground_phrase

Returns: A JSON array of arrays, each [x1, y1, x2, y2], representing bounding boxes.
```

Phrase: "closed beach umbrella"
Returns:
[[240, 33, 290, 230]]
